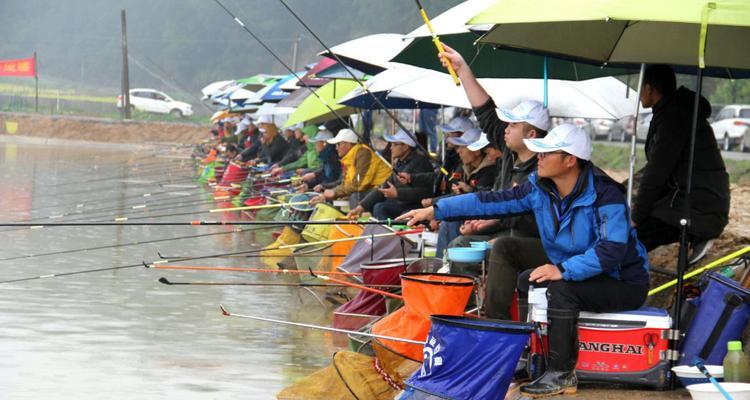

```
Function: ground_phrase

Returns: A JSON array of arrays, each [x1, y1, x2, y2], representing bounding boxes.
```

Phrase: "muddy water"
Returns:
[[0, 142, 335, 399]]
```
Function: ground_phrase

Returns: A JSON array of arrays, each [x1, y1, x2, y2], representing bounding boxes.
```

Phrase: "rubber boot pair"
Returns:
[[521, 309, 578, 398]]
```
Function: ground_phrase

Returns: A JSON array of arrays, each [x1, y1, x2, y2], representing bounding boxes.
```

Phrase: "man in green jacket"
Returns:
[[270, 125, 321, 176]]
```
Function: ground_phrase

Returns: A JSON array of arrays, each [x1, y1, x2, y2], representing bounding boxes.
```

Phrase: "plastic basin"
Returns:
[[686, 382, 750, 400], [447, 247, 486, 263], [672, 365, 724, 387]]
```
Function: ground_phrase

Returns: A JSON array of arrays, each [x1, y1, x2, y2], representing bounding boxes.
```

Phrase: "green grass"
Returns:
[[592, 142, 750, 185]]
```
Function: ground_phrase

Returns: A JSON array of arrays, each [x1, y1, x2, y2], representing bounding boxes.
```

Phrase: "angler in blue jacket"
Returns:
[[399, 123, 650, 398]]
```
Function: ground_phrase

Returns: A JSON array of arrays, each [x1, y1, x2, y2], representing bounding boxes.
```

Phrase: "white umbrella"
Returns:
[[318, 33, 409, 74], [253, 102, 295, 117], [403, 0, 495, 39], [201, 80, 235, 99], [340, 63, 646, 120], [228, 88, 256, 101]]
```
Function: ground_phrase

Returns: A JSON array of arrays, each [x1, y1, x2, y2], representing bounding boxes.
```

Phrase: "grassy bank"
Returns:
[[592, 143, 750, 185]]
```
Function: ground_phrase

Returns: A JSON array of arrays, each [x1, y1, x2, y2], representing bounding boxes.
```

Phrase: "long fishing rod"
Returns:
[[413, 0, 460, 86], [46, 159, 194, 188], [0, 224, 278, 263], [276, 0, 451, 178], [151, 227, 422, 260], [0, 219, 410, 228], [151, 264, 358, 277], [212, 0, 393, 169], [219, 305, 426, 345], [158, 277, 399, 289], [47, 173, 197, 198]]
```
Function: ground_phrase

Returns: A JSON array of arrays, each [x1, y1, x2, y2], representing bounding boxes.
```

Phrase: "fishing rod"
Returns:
[[310, 268, 402, 300], [413, 0, 460, 86], [152, 227, 422, 260], [45, 160, 194, 188], [150, 264, 359, 277], [219, 305, 426, 345], [212, 0, 393, 169], [276, 0, 451, 179], [0, 219, 412, 228], [158, 277, 399, 288], [0, 225, 278, 263], [47, 173, 197, 198]]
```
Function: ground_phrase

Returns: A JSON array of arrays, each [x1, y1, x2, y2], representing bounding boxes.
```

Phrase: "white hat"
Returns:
[[447, 127, 482, 146], [311, 130, 334, 142], [327, 128, 359, 144], [497, 100, 551, 131], [257, 115, 273, 125], [440, 116, 474, 133], [467, 132, 490, 151], [383, 129, 417, 147], [523, 123, 592, 161]]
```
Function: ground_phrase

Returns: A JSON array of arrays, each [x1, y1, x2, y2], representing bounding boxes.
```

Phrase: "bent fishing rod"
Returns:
[[276, 0, 452, 178]]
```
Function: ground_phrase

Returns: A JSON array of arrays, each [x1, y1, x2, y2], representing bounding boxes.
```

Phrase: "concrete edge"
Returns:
[[0, 134, 159, 151]]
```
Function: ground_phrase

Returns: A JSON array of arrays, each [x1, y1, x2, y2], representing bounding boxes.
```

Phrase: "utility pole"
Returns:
[[291, 33, 301, 72], [33, 51, 38, 112], [121, 9, 131, 120]]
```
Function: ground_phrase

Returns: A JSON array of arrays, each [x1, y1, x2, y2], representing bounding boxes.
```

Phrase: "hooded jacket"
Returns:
[[358, 149, 434, 212], [435, 164, 650, 285], [632, 86, 730, 239]]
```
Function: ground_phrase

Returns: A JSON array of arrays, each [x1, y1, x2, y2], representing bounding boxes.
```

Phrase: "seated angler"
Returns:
[[297, 128, 342, 192], [270, 125, 320, 177], [347, 129, 434, 220], [400, 124, 650, 398], [309, 128, 391, 208]]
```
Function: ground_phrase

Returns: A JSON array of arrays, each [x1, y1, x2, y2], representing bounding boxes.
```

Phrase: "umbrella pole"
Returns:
[[627, 64, 645, 207], [670, 67, 704, 389]]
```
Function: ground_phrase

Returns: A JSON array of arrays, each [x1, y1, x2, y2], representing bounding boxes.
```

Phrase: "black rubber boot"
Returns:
[[521, 309, 578, 398]]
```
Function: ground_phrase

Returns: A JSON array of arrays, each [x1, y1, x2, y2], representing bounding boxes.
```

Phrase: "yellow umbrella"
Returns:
[[283, 79, 359, 128]]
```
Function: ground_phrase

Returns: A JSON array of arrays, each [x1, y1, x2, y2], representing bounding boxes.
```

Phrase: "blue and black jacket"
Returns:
[[434, 164, 650, 285]]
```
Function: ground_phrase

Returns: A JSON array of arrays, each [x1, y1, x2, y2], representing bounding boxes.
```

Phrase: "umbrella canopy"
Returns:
[[236, 74, 282, 91], [245, 75, 296, 105], [276, 87, 313, 109], [471, 0, 750, 76], [340, 63, 641, 118], [297, 58, 336, 87], [283, 79, 359, 128], [391, 0, 631, 80], [319, 33, 408, 75], [201, 80, 235, 99], [253, 102, 295, 117], [228, 87, 256, 101]]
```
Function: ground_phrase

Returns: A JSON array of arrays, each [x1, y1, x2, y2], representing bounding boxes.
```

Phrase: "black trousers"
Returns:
[[517, 270, 649, 314], [636, 216, 682, 252], [486, 236, 550, 319]]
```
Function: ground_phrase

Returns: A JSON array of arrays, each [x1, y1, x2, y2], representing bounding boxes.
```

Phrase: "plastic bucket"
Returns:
[[301, 203, 344, 243], [400, 316, 534, 400]]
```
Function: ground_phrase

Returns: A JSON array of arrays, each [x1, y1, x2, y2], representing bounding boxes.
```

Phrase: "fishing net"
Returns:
[[328, 224, 364, 272], [333, 259, 413, 331], [371, 273, 475, 361], [276, 351, 399, 400], [372, 340, 422, 389], [260, 226, 301, 268], [292, 244, 333, 272]]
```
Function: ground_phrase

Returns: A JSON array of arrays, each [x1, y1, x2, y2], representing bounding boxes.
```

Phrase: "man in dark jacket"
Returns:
[[348, 129, 434, 220], [633, 64, 730, 264]]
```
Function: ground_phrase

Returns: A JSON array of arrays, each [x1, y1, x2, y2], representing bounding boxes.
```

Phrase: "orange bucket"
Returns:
[[326, 224, 364, 272]]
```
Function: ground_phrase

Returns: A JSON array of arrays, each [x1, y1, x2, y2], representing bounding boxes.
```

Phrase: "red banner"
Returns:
[[0, 57, 36, 78]]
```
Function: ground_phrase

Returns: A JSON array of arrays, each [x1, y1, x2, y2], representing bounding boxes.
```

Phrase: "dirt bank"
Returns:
[[0, 112, 209, 144]]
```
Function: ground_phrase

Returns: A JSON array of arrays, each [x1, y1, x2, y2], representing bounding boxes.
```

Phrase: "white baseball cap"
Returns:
[[311, 129, 334, 142], [523, 123, 592, 161], [447, 127, 482, 146], [439, 116, 474, 133], [257, 115, 273, 125], [497, 100, 551, 131], [327, 128, 359, 144], [383, 129, 417, 147], [467, 132, 490, 151]]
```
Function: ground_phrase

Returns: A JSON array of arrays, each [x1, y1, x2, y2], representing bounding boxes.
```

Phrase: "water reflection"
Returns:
[[0, 142, 332, 398]]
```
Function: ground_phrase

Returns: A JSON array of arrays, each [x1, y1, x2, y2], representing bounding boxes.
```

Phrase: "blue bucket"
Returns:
[[679, 272, 750, 365], [399, 315, 533, 400]]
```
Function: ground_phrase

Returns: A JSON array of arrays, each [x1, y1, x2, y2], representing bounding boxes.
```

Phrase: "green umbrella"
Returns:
[[471, 0, 750, 73], [391, 0, 632, 79], [282, 79, 360, 128]]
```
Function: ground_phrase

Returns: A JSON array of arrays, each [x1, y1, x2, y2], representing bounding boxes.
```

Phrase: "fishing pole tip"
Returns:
[[142, 261, 153, 269], [219, 304, 230, 316]]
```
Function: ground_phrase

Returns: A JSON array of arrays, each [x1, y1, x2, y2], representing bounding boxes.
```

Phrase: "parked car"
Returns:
[[117, 88, 193, 117], [587, 118, 615, 141], [607, 116, 634, 142], [635, 112, 653, 142], [710, 104, 750, 151]]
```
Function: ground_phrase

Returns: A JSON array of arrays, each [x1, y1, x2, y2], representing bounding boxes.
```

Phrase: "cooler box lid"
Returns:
[[579, 307, 672, 329]]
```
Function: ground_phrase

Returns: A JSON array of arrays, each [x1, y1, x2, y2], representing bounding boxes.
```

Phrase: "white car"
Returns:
[[710, 104, 750, 151], [117, 88, 193, 117]]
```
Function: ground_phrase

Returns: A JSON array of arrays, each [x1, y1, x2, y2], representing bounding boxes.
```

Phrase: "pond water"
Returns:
[[0, 142, 335, 399]]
